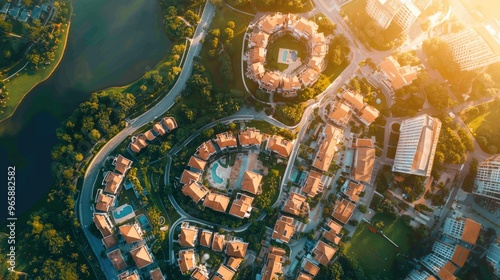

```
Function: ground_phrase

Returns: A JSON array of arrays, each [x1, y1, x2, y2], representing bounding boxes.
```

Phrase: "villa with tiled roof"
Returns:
[[241, 171, 263, 195], [266, 135, 293, 158], [322, 219, 343, 245], [226, 238, 248, 258], [130, 245, 153, 269], [203, 192, 230, 213], [282, 192, 309, 217], [332, 198, 355, 224], [215, 132, 237, 150], [312, 241, 337, 266], [261, 246, 286, 280], [196, 140, 217, 161], [238, 127, 263, 147], [353, 138, 375, 183], [108, 249, 127, 271], [113, 155, 133, 175], [187, 156, 207, 172], [179, 222, 198, 247], [342, 181, 366, 203], [182, 181, 209, 203], [180, 169, 201, 185], [312, 124, 343, 172], [119, 223, 143, 244], [178, 249, 196, 275], [272, 216, 296, 243], [302, 170, 323, 197], [229, 193, 254, 219], [212, 233, 226, 252], [103, 171, 123, 195], [199, 230, 213, 248]]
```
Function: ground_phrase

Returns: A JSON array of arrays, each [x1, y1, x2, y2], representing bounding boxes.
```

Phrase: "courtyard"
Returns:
[[205, 150, 268, 191], [265, 34, 308, 72]]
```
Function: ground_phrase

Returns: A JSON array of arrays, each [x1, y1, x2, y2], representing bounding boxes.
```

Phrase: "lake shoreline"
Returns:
[[0, 3, 73, 123]]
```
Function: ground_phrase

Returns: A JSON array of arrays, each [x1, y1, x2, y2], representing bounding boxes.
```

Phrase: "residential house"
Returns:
[[301, 258, 320, 277], [119, 223, 143, 244], [196, 141, 217, 161], [179, 222, 198, 247], [301, 170, 324, 197], [199, 230, 213, 248], [178, 249, 196, 275], [266, 135, 293, 158], [182, 181, 209, 203], [241, 171, 263, 195], [311, 241, 337, 266], [328, 100, 352, 127], [149, 268, 165, 280], [341, 181, 366, 203], [108, 249, 127, 271], [187, 156, 207, 172], [103, 171, 123, 195], [212, 265, 235, 280], [272, 216, 296, 243], [282, 192, 309, 217], [261, 246, 286, 280], [312, 124, 343, 172], [358, 105, 380, 126], [332, 198, 355, 224], [229, 193, 254, 219], [212, 233, 226, 252], [113, 155, 133, 175], [180, 169, 201, 185], [353, 139, 375, 183], [238, 127, 263, 148], [226, 238, 248, 258], [322, 219, 343, 245], [130, 245, 154, 269], [203, 193, 230, 213], [215, 132, 238, 150]]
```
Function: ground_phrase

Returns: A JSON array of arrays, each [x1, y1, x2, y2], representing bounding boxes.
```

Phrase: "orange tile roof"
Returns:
[[249, 63, 265, 80], [229, 193, 254, 219], [328, 101, 352, 127], [313, 125, 342, 172], [145, 130, 156, 141], [272, 216, 295, 243], [130, 134, 148, 153], [191, 268, 209, 280], [462, 218, 481, 245], [249, 47, 266, 63], [95, 192, 114, 212], [332, 198, 355, 224], [130, 245, 153, 269], [107, 249, 127, 271], [188, 156, 207, 171], [212, 264, 235, 280], [262, 246, 286, 280], [299, 68, 319, 86], [93, 214, 112, 237], [104, 172, 123, 194], [196, 141, 216, 161], [200, 230, 213, 248], [379, 56, 419, 90], [149, 268, 164, 280], [182, 181, 209, 203], [180, 169, 201, 185], [212, 233, 226, 252], [102, 234, 118, 249], [312, 241, 336, 265], [322, 220, 343, 245], [119, 224, 142, 244], [282, 192, 309, 216], [343, 181, 365, 203], [119, 271, 140, 280], [115, 155, 132, 174], [178, 249, 196, 274], [282, 75, 301, 92], [296, 272, 313, 280], [162, 117, 178, 131], [179, 223, 198, 247], [359, 105, 380, 125], [294, 17, 315, 36], [451, 245, 470, 267], [203, 193, 230, 213], [249, 31, 269, 48], [267, 135, 293, 157], [227, 257, 243, 271], [238, 127, 263, 147], [226, 239, 248, 258], [302, 259, 320, 276], [301, 170, 323, 197], [215, 132, 237, 149], [354, 139, 375, 183], [341, 89, 364, 111], [261, 71, 281, 92], [438, 261, 457, 280], [153, 123, 166, 136], [241, 171, 263, 195]]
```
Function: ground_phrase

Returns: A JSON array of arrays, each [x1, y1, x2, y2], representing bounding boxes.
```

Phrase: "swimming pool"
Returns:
[[138, 214, 151, 231], [282, 49, 288, 62], [212, 163, 224, 184], [113, 204, 133, 220], [291, 50, 297, 61]]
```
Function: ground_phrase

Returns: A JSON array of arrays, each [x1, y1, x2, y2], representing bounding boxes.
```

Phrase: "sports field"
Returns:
[[344, 213, 411, 278]]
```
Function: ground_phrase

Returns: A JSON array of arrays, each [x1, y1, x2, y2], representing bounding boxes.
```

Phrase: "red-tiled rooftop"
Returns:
[[107, 249, 127, 271], [130, 245, 153, 269], [188, 156, 207, 171]]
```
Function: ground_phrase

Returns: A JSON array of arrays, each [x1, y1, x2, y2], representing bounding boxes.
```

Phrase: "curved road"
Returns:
[[78, 2, 215, 279]]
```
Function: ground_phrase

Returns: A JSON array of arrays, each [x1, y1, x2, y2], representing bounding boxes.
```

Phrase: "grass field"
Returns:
[[0, 21, 71, 122], [344, 213, 411, 278], [463, 100, 500, 153]]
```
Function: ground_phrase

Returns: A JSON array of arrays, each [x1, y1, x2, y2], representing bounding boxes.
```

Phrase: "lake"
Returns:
[[0, 0, 170, 221]]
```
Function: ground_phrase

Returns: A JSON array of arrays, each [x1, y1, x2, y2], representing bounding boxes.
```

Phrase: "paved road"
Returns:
[[77, 2, 216, 279]]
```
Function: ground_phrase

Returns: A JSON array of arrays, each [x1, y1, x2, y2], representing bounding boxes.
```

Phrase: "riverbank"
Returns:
[[0, 4, 73, 123]]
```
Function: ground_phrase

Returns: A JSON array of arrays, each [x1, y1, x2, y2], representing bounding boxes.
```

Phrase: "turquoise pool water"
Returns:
[[282, 49, 288, 62], [234, 156, 250, 187], [138, 215, 151, 230], [113, 205, 133, 220], [212, 163, 224, 184]]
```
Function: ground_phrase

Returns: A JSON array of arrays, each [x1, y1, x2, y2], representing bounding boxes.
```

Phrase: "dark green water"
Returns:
[[0, 0, 170, 220]]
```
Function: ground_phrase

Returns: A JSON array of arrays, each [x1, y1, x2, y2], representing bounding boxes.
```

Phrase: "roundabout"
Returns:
[[245, 13, 330, 97]]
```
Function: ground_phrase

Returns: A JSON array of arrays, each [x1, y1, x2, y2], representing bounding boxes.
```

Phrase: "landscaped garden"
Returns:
[[344, 213, 412, 278], [462, 98, 500, 154]]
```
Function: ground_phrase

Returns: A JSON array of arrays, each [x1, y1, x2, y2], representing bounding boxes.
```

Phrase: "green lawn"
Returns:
[[463, 100, 500, 153], [344, 213, 412, 278], [0, 22, 71, 122], [266, 34, 307, 72], [200, 5, 254, 91]]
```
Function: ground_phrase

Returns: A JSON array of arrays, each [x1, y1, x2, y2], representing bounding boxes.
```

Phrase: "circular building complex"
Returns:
[[245, 13, 329, 97]]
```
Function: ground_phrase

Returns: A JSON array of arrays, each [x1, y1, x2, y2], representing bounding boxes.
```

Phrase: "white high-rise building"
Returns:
[[442, 19, 500, 71], [393, 114, 441, 177], [365, 0, 423, 31], [474, 154, 500, 200]]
